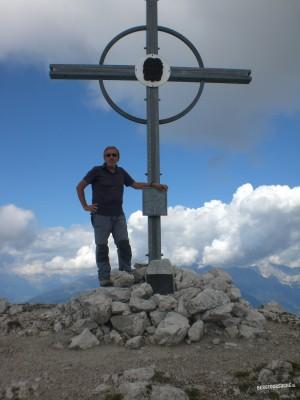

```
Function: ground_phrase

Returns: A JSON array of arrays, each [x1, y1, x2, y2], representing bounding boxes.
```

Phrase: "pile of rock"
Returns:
[[0, 266, 267, 348], [91, 365, 201, 400], [227, 359, 300, 399], [259, 301, 300, 327]]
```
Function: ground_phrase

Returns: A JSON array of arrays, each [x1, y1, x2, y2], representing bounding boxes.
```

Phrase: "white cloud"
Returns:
[[0, 0, 299, 148], [1, 183, 300, 285], [0, 204, 36, 251]]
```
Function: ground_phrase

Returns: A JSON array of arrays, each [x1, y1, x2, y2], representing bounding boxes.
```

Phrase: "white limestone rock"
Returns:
[[129, 294, 157, 312], [111, 312, 148, 337], [125, 336, 144, 349], [188, 320, 204, 342], [123, 366, 155, 382], [154, 311, 190, 345], [131, 283, 153, 299], [150, 384, 189, 400], [175, 268, 204, 290], [69, 328, 99, 350], [186, 288, 230, 315], [153, 294, 177, 311], [112, 271, 135, 287], [202, 303, 234, 322], [111, 301, 130, 315]]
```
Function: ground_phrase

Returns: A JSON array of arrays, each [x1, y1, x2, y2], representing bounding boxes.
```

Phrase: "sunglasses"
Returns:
[[105, 153, 118, 158]]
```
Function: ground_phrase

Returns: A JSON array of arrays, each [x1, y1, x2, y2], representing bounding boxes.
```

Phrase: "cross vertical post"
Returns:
[[146, 0, 161, 261]]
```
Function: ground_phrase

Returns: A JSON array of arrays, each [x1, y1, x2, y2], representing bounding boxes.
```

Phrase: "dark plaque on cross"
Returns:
[[50, 0, 251, 293]]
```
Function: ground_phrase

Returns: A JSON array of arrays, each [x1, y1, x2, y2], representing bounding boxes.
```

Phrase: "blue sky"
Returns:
[[0, 0, 300, 292]]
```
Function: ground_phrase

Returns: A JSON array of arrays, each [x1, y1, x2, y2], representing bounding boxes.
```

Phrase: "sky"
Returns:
[[0, 0, 300, 292]]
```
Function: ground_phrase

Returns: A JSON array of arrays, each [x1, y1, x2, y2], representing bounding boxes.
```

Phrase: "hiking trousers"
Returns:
[[91, 213, 132, 280]]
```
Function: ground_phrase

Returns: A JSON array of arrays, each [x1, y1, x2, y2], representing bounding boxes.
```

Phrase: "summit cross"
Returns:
[[50, 0, 251, 266]]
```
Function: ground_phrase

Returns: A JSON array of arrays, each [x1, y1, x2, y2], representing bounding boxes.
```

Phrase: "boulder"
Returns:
[[81, 292, 112, 324], [153, 294, 177, 311], [112, 271, 135, 287], [186, 288, 230, 315], [154, 312, 190, 345], [69, 328, 99, 350], [111, 312, 148, 337], [188, 320, 204, 342], [175, 269, 204, 290]]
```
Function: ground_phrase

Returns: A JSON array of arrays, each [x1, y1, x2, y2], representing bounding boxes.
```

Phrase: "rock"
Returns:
[[69, 328, 99, 350], [92, 383, 111, 396], [131, 283, 153, 299], [239, 324, 264, 339], [153, 294, 177, 311], [70, 318, 98, 334], [149, 310, 167, 327], [98, 287, 132, 303], [125, 336, 144, 349], [110, 330, 124, 345], [188, 320, 204, 342], [154, 312, 190, 345], [212, 338, 221, 345], [225, 325, 239, 338], [202, 302, 234, 321], [186, 288, 230, 315], [111, 312, 148, 337], [0, 298, 9, 314], [80, 292, 112, 324], [129, 294, 157, 312], [226, 287, 241, 301], [8, 304, 24, 316], [263, 301, 286, 314], [117, 381, 152, 400], [150, 384, 189, 400], [210, 268, 232, 283], [123, 366, 155, 382], [175, 269, 204, 290], [132, 266, 147, 283], [111, 301, 130, 315], [112, 271, 135, 287], [208, 276, 231, 292], [245, 309, 266, 327], [4, 379, 39, 399]]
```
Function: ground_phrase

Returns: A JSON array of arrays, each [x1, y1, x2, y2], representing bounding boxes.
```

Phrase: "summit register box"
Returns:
[[142, 188, 167, 216]]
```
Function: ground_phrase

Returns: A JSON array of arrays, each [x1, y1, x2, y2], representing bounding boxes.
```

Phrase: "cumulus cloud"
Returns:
[[1, 183, 300, 285], [0, 0, 299, 148], [0, 204, 36, 252], [128, 184, 300, 272]]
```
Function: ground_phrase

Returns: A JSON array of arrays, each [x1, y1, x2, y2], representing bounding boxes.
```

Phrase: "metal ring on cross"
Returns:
[[99, 25, 205, 125]]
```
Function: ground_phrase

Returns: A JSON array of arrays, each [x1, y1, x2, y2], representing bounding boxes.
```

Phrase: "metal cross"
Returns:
[[50, 0, 251, 264]]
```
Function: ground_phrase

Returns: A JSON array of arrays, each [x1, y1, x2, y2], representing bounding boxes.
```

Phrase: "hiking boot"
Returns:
[[99, 278, 113, 287]]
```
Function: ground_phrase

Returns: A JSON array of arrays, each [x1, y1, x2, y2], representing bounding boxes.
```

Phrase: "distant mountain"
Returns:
[[0, 271, 41, 303], [27, 275, 99, 304], [24, 265, 300, 315], [196, 265, 300, 315]]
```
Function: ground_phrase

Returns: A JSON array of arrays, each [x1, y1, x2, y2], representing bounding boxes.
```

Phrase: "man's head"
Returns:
[[103, 146, 120, 167]]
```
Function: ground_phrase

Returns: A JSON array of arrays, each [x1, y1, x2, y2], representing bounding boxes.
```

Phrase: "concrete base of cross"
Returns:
[[146, 258, 175, 295]]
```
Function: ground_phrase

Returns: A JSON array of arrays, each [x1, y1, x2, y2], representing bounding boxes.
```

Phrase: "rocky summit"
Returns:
[[0, 266, 268, 346], [1, 266, 300, 400]]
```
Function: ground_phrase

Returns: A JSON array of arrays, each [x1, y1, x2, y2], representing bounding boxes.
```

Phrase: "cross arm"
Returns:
[[49, 64, 137, 81], [169, 67, 252, 84]]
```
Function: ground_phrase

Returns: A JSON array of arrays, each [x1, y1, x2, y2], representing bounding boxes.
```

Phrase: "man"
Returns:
[[76, 145, 168, 286]]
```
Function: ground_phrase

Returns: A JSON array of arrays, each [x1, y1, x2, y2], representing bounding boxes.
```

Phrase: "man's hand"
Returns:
[[83, 204, 98, 213], [152, 183, 168, 191]]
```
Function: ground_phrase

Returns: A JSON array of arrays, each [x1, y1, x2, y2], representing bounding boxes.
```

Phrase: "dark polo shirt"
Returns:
[[83, 164, 135, 216]]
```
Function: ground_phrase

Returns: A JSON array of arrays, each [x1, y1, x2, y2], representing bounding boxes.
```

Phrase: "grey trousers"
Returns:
[[91, 213, 132, 280]]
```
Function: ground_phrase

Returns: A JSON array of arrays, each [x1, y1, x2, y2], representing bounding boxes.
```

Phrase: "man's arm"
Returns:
[[76, 180, 98, 212], [131, 181, 168, 191]]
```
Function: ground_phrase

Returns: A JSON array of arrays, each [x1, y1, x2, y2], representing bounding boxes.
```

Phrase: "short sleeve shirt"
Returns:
[[83, 164, 134, 216]]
